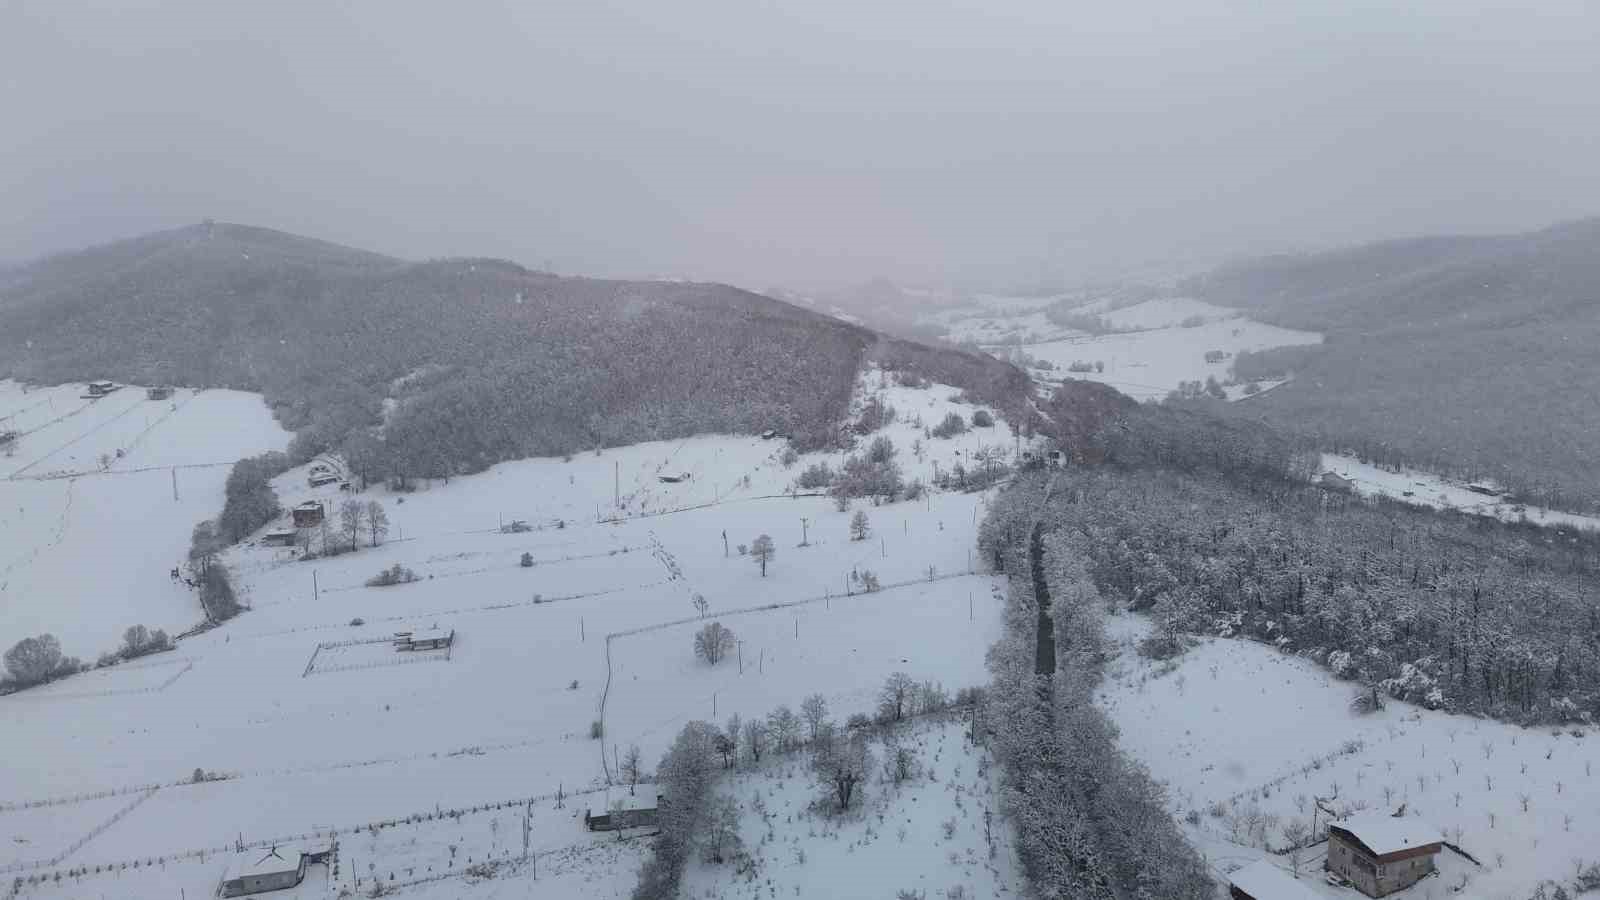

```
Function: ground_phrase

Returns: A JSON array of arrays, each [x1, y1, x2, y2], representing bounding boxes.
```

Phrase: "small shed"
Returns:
[[146, 386, 174, 400], [394, 626, 454, 652], [1326, 812, 1443, 898], [1465, 482, 1501, 497], [86, 381, 119, 397], [291, 501, 325, 528], [263, 528, 298, 547], [219, 840, 332, 897], [1228, 859, 1322, 900], [585, 785, 663, 831], [657, 472, 691, 484]]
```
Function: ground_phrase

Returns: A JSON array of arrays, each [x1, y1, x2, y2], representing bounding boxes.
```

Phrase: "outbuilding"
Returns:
[[85, 381, 119, 397], [1228, 859, 1322, 900], [263, 528, 298, 547], [146, 386, 174, 400], [585, 785, 663, 831], [1325, 812, 1442, 898], [393, 626, 454, 652]]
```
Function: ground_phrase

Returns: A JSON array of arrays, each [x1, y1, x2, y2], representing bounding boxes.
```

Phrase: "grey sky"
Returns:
[[4, 0, 1598, 288]]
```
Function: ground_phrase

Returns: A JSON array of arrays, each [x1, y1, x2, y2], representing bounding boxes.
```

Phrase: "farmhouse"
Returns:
[[219, 840, 333, 897], [1325, 812, 1443, 898], [1318, 471, 1354, 492], [393, 626, 454, 651], [1228, 859, 1322, 900], [291, 501, 325, 527], [585, 785, 663, 831]]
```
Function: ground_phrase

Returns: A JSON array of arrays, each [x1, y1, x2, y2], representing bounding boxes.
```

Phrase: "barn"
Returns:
[[1325, 813, 1443, 897], [1318, 471, 1355, 492], [585, 785, 664, 831], [1228, 859, 1322, 900]]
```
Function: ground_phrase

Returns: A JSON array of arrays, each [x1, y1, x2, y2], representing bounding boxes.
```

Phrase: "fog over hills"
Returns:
[[0, 222, 1030, 476], [1189, 217, 1600, 511]]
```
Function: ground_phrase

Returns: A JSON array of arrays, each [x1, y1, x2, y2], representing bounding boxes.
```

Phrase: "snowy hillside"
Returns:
[[1099, 613, 1600, 899], [1, 370, 1023, 900], [0, 380, 289, 657], [1320, 453, 1600, 532]]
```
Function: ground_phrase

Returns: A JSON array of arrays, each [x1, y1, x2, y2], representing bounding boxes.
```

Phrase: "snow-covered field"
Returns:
[[681, 715, 1024, 900], [1320, 453, 1600, 532], [0, 380, 290, 657], [1099, 613, 1600, 899], [1020, 298, 1322, 401], [2, 370, 1018, 899]]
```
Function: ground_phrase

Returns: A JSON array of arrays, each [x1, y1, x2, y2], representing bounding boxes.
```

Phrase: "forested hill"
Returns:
[[0, 222, 1031, 476], [1184, 217, 1600, 512]]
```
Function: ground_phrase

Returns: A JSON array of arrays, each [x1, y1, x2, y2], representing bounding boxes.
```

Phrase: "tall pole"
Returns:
[[313, 570, 319, 602], [614, 461, 619, 510], [581, 617, 586, 642], [737, 639, 744, 674], [171, 467, 179, 502], [800, 517, 809, 546]]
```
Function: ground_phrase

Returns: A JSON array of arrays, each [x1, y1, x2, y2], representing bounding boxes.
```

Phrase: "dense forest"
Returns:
[[0, 223, 1031, 479], [1187, 217, 1600, 512], [985, 379, 1600, 725]]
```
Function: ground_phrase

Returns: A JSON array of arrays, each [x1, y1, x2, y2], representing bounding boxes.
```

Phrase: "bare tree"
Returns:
[[703, 795, 742, 864], [812, 726, 873, 811], [338, 498, 365, 552], [883, 733, 917, 784], [850, 509, 870, 541], [768, 705, 801, 753], [750, 534, 775, 576], [620, 745, 643, 795], [742, 718, 768, 764], [366, 500, 390, 547], [122, 624, 150, 656], [694, 621, 736, 665], [800, 693, 829, 744], [879, 671, 915, 723]]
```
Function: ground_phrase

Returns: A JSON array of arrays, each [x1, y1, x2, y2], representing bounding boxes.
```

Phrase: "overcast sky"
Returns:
[[4, 0, 1598, 288]]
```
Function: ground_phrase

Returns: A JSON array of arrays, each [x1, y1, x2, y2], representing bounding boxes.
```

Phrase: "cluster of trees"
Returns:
[[987, 464, 1600, 724], [2, 634, 82, 691], [216, 452, 290, 542], [984, 509, 1215, 899], [99, 624, 172, 666], [632, 681, 971, 899]]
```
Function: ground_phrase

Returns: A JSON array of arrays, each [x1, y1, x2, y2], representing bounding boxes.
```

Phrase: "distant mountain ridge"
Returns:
[[0, 222, 1031, 477], [1188, 216, 1600, 511]]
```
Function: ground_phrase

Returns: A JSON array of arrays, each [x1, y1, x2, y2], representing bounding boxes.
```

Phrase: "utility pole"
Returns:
[[713, 691, 717, 716], [880, 536, 885, 559], [580, 617, 585, 642], [313, 570, 319, 602], [723, 530, 728, 557], [969, 592, 973, 620], [759, 648, 764, 674], [171, 467, 179, 502], [614, 461, 619, 510], [800, 517, 809, 546], [737, 639, 744, 674]]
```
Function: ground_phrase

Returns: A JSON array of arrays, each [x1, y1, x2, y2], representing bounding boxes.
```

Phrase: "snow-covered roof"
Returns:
[[588, 784, 661, 816], [230, 846, 303, 878], [1331, 812, 1443, 856], [1228, 860, 1322, 900], [293, 500, 322, 511]]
